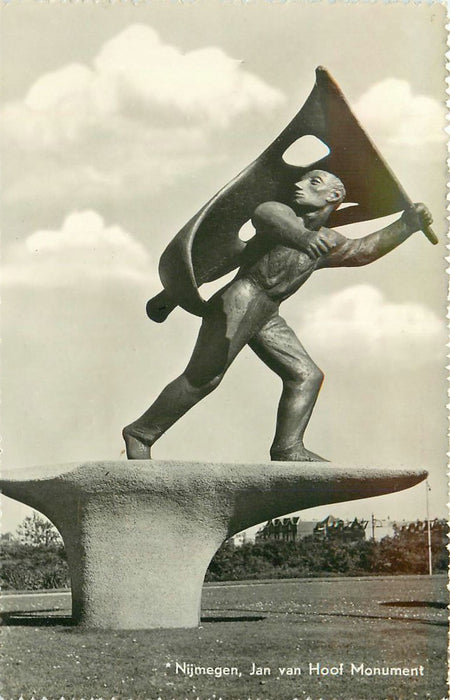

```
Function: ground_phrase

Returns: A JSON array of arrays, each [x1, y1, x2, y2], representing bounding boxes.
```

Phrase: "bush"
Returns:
[[0, 540, 70, 591], [205, 529, 448, 582], [2, 514, 446, 590]]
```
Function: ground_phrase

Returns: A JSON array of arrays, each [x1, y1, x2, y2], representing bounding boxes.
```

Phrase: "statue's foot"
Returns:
[[122, 427, 152, 460], [270, 445, 329, 462]]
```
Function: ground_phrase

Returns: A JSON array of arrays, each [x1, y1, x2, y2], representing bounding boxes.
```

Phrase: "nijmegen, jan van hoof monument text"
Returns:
[[172, 660, 425, 679]]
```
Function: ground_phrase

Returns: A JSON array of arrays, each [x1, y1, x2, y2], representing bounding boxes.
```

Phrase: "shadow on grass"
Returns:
[[319, 611, 447, 627], [1, 611, 74, 626], [205, 605, 448, 628], [2, 599, 446, 628], [201, 614, 266, 622], [0, 611, 266, 626], [380, 600, 447, 609]]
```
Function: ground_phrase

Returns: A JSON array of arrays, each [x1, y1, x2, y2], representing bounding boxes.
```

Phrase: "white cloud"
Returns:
[[94, 25, 281, 128], [2, 210, 156, 288], [296, 285, 444, 365], [3, 24, 283, 150], [353, 79, 445, 147], [25, 63, 95, 112], [2, 123, 211, 209], [2, 24, 284, 213]]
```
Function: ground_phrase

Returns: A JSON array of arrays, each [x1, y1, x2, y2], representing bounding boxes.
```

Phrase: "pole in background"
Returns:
[[425, 480, 433, 576]]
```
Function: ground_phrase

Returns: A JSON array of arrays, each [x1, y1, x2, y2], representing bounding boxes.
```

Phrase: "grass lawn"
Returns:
[[1, 574, 447, 700]]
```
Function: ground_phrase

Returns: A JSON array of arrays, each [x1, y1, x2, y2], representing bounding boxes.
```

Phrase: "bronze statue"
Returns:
[[123, 68, 435, 462]]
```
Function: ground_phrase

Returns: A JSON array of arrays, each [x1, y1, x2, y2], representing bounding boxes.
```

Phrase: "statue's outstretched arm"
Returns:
[[322, 204, 433, 268]]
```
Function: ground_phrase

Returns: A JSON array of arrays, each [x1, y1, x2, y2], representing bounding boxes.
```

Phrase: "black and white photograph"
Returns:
[[1, 1, 447, 698]]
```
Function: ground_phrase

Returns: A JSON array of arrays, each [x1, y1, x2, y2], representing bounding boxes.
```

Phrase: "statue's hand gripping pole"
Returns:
[[417, 214, 438, 246], [403, 203, 437, 245], [425, 229, 439, 245], [422, 226, 438, 246]]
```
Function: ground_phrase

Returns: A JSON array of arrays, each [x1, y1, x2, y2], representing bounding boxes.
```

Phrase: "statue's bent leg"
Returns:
[[123, 316, 229, 458], [249, 313, 327, 462], [123, 371, 222, 459], [124, 281, 277, 458]]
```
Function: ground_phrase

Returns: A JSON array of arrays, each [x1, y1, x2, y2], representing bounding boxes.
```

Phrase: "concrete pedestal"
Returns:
[[1, 460, 426, 629]]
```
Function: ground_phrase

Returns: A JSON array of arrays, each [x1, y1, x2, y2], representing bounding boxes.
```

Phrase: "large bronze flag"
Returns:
[[147, 67, 437, 322]]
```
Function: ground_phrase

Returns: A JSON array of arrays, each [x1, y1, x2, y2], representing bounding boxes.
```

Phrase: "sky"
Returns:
[[1, 0, 447, 535]]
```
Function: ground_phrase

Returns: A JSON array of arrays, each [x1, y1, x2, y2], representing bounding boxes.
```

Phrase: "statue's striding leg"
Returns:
[[249, 313, 327, 462], [123, 280, 277, 459]]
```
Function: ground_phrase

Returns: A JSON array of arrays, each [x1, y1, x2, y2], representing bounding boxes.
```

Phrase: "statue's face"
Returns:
[[293, 170, 342, 210]]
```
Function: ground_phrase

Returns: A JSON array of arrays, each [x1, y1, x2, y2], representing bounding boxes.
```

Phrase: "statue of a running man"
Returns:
[[123, 169, 432, 461]]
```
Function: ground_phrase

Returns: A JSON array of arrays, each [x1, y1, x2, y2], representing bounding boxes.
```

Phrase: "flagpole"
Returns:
[[425, 480, 432, 577]]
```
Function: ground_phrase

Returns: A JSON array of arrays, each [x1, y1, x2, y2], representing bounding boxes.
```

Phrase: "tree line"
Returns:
[[1, 513, 447, 590]]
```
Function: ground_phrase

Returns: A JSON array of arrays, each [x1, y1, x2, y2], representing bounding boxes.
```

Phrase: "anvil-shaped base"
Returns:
[[1, 460, 426, 629]]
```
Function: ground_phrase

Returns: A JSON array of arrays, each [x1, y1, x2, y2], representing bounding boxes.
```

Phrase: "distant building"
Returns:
[[244, 516, 445, 547], [369, 516, 396, 541], [229, 530, 253, 547], [313, 515, 368, 542], [393, 518, 447, 540], [256, 517, 317, 543], [256, 515, 368, 543]]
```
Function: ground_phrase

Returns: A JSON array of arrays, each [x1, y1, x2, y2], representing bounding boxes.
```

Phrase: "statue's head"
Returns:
[[292, 170, 346, 212]]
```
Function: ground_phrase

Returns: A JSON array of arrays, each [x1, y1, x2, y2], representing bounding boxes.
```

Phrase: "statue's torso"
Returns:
[[237, 236, 317, 302]]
